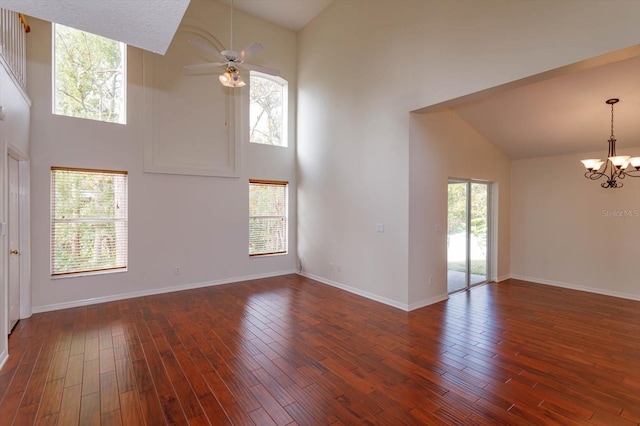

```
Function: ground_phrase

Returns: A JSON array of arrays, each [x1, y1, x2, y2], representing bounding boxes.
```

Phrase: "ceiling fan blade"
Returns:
[[238, 42, 264, 61], [188, 39, 227, 61], [241, 62, 280, 77], [184, 63, 226, 72]]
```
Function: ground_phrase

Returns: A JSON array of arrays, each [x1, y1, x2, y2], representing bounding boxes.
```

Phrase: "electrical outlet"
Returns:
[[175, 266, 181, 274]]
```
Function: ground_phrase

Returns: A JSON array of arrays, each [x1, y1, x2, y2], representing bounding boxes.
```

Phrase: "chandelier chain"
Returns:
[[610, 101, 615, 140]]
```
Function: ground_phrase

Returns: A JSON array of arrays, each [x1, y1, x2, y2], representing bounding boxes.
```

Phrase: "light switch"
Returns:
[[376, 223, 384, 233]]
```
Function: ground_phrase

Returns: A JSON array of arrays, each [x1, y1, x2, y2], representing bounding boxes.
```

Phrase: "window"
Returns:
[[51, 167, 128, 276], [53, 23, 126, 124], [249, 180, 288, 256], [249, 72, 288, 147]]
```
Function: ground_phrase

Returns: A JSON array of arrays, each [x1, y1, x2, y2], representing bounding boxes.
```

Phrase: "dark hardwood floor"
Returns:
[[0, 275, 639, 425]]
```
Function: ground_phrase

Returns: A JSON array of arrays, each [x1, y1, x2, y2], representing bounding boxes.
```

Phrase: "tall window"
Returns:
[[51, 167, 128, 276], [249, 72, 288, 147], [53, 23, 126, 124], [249, 180, 288, 256]]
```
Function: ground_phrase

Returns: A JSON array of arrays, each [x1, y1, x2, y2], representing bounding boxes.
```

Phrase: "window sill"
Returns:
[[51, 268, 128, 280]]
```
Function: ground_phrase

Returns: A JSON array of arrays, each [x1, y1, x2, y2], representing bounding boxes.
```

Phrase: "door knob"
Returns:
[[10, 249, 19, 255]]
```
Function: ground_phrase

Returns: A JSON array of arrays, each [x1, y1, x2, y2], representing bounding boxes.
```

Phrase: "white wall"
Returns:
[[0, 57, 31, 366], [27, 0, 298, 311], [511, 149, 640, 300], [409, 110, 511, 309], [297, 0, 640, 309]]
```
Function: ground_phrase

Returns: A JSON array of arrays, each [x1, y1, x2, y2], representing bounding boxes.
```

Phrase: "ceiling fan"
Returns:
[[185, 0, 280, 88]]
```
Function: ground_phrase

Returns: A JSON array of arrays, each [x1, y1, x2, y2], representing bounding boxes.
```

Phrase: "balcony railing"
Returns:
[[0, 9, 28, 90]]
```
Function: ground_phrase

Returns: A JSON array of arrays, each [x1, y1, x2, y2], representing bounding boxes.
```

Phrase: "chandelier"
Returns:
[[581, 98, 640, 188]]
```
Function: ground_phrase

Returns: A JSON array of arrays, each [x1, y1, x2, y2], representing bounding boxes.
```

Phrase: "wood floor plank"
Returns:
[[100, 370, 120, 414], [1, 362, 34, 399], [82, 358, 100, 397], [114, 357, 136, 394], [84, 337, 99, 362], [0, 388, 24, 424], [79, 392, 101, 425], [249, 383, 294, 425], [64, 353, 84, 388], [13, 402, 39, 425], [101, 409, 123, 426], [138, 389, 167, 425], [58, 383, 82, 425], [1, 276, 639, 425], [38, 377, 65, 418], [119, 390, 144, 425]]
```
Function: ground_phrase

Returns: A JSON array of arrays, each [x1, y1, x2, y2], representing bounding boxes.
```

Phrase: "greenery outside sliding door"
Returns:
[[447, 180, 491, 293]]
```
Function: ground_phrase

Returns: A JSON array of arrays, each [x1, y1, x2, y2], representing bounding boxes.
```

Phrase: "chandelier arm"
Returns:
[[585, 171, 605, 180]]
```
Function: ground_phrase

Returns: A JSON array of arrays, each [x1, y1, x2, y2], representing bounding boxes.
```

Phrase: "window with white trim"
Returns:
[[249, 180, 288, 256], [53, 23, 127, 124], [249, 72, 287, 147], [51, 167, 128, 276]]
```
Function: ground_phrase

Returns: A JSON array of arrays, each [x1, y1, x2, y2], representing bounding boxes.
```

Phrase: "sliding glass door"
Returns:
[[447, 180, 490, 293]]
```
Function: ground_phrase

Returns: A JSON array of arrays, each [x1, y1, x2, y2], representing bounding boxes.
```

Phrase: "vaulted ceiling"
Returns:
[[218, 0, 333, 31], [0, 0, 332, 54], [0, 0, 637, 160], [450, 52, 640, 159]]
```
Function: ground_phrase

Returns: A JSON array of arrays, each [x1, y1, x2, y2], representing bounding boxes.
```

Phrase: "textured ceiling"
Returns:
[[218, 0, 333, 31], [0, 0, 190, 54], [450, 54, 640, 160]]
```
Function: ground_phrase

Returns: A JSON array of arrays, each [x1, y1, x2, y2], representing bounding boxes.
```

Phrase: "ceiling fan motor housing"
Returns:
[[221, 50, 238, 61]]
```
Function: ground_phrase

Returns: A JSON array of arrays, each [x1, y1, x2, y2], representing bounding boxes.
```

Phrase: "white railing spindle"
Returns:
[[0, 8, 27, 90]]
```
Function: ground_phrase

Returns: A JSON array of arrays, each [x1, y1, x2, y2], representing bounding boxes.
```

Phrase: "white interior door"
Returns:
[[8, 155, 20, 333]]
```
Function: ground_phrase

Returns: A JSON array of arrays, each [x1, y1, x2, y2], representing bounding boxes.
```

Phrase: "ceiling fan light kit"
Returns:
[[185, 0, 280, 88], [219, 67, 245, 87], [581, 98, 640, 189]]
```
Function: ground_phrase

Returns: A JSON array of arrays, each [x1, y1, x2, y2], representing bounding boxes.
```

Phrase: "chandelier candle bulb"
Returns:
[[580, 98, 640, 189]]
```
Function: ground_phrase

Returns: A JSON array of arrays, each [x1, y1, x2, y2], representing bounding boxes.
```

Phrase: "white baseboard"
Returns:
[[407, 294, 449, 311], [0, 349, 7, 371], [32, 269, 297, 313], [496, 274, 511, 282], [299, 272, 409, 311], [509, 274, 640, 301], [299, 272, 447, 312]]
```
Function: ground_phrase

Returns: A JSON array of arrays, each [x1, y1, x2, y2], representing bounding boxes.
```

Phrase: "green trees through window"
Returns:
[[53, 23, 126, 124], [51, 168, 128, 276], [249, 180, 288, 256], [249, 72, 287, 147]]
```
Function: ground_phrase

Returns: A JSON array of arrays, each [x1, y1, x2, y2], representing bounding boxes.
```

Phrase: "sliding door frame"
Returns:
[[447, 178, 492, 293]]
